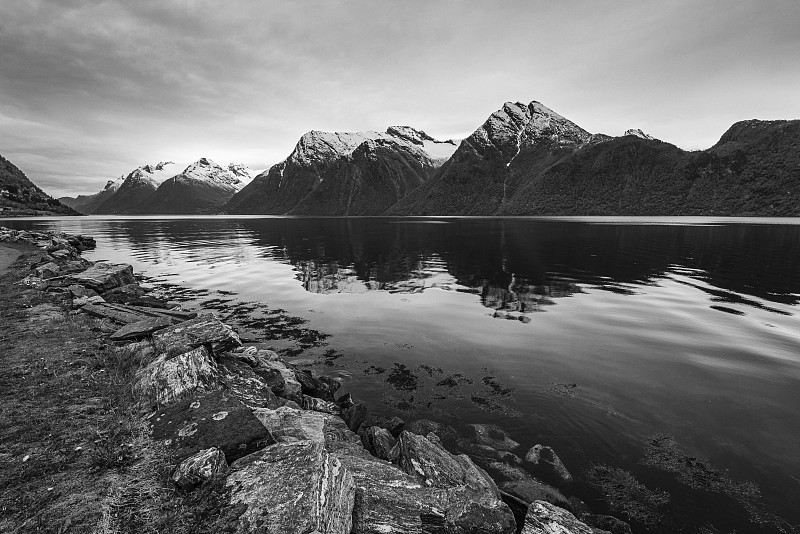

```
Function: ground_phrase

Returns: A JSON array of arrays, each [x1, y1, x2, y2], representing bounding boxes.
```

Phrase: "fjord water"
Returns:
[[6, 216, 800, 532]]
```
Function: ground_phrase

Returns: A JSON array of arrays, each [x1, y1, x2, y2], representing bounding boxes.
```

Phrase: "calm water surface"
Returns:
[[4, 216, 800, 532]]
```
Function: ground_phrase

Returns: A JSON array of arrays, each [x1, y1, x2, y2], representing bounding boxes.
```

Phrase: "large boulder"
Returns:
[[295, 369, 341, 401], [172, 447, 228, 491], [342, 401, 368, 432], [522, 501, 594, 534], [152, 314, 241, 356], [67, 261, 135, 292], [134, 346, 219, 406], [150, 390, 274, 462], [225, 440, 355, 534]]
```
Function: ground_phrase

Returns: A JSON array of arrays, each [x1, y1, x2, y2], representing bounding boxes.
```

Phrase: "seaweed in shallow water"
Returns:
[[642, 434, 793, 532], [586, 464, 670, 530]]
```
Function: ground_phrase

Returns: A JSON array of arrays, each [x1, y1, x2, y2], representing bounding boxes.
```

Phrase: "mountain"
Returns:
[[224, 127, 457, 215], [383, 101, 800, 216], [133, 158, 251, 214], [386, 102, 597, 215], [60, 160, 256, 215], [59, 178, 122, 213], [1, 154, 79, 216], [59, 161, 175, 214]]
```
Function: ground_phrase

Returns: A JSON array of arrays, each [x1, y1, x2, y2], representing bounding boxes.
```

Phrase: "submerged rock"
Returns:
[[151, 390, 274, 462], [225, 440, 355, 534], [172, 447, 227, 491], [463, 424, 520, 452], [525, 444, 573, 485], [521, 501, 594, 534], [134, 346, 219, 406]]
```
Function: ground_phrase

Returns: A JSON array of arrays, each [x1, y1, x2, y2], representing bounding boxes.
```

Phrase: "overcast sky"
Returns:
[[1, 0, 798, 196]]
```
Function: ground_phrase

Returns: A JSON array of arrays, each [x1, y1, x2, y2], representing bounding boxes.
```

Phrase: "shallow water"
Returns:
[[5, 215, 800, 532]]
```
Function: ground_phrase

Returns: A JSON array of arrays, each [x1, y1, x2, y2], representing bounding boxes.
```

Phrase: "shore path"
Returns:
[[0, 244, 22, 275]]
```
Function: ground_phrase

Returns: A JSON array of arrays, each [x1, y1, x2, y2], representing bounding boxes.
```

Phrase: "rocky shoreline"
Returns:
[[1, 226, 633, 534]]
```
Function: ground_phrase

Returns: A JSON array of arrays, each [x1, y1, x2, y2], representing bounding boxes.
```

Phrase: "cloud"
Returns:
[[0, 0, 798, 196]]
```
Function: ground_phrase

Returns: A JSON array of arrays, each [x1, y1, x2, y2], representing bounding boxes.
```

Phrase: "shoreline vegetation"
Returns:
[[0, 227, 792, 534]]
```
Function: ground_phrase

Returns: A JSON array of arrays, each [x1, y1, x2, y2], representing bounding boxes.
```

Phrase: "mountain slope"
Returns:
[[386, 102, 594, 215], [1, 154, 79, 216], [224, 127, 456, 215], [500, 119, 800, 216]]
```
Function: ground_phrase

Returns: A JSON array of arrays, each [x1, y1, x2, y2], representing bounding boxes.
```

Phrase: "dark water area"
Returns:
[[4, 215, 800, 533]]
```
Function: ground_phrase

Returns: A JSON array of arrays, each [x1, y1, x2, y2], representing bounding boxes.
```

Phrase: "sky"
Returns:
[[1, 0, 798, 197]]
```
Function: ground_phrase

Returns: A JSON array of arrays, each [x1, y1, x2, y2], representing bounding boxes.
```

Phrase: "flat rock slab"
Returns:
[[153, 313, 241, 355], [463, 424, 520, 452], [135, 346, 219, 406], [67, 262, 135, 292], [81, 302, 151, 324], [525, 444, 573, 485], [252, 406, 358, 448], [110, 315, 175, 341], [151, 390, 273, 463], [522, 501, 594, 534], [226, 440, 355, 534]]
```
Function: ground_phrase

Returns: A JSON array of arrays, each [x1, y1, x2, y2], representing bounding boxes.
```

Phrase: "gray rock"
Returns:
[[525, 444, 573, 484], [134, 346, 219, 406], [217, 356, 282, 409], [398, 431, 500, 498], [581, 514, 632, 534], [522, 501, 594, 534], [110, 316, 174, 341], [405, 419, 458, 448], [463, 423, 520, 451], [67, 284, 97, 298], [34, 262, 60, 278], [171, 447, 227, 491], [150, 390, 274, 462], [67, 262, 135, 292], [254, 360, 303, 402], [72, 296, 89, 308], [302, 394, 342, 415], [342, 400, 367, 432], [252, 406, 359, 448], [499, 479, 571, 512], [152, 313, 241, 356], [295, 369, 341, 401], [226, 440, 355, 534], [361, 426, 398, 461], [331, 441, 514, 534]]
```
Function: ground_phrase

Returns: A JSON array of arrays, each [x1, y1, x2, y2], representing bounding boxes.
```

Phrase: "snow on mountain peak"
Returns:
[[180, 158, 249, 191], [624, 128, 656, 140], [288, 127, 457, 168]]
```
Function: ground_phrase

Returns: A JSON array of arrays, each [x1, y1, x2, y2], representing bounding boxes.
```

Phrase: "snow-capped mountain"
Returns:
[[387, 101, 594, 215], [623, 128, 657, 141], [224, 126, 458, 215]]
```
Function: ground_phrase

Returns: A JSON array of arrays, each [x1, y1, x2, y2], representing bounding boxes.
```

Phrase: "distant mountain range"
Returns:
[[18, 100, 800, 216], [59, 159, 256, 214]]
